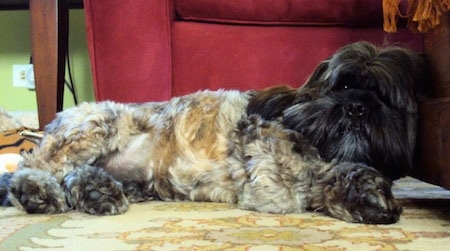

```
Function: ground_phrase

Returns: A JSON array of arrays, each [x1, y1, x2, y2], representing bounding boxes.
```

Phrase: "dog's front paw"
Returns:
[[9, 169, 68, 213], [322, 162, 402, 224], [63, 165, 129, 215]]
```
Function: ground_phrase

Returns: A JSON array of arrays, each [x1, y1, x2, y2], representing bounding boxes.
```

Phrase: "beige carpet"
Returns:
[[0, 109, 449, 250], [0, 195, 449, 251]]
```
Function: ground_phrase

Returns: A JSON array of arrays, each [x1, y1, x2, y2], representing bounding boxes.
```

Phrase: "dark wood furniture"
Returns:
[[414, 12, 450, 189]]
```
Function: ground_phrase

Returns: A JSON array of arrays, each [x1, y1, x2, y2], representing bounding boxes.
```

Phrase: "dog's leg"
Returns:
[[318, 162, 402, 224], [63, 165, 129, 215], [8, 132, 110, 214], [236, 115, 320, 214], [0, 173, 13, 206], [121, 180, 155, 202], [9, 169, 68, 213], [9, 102, 140, 214]]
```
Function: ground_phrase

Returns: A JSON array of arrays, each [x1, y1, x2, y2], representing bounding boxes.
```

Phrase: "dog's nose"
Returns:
[[344, 102, 367, 118]]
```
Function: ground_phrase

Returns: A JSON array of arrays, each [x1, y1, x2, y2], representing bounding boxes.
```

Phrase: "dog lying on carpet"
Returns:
[[0, 42, 428, 224]]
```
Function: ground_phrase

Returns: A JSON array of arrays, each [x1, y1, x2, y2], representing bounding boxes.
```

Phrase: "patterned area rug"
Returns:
[[0, 183, 449, 251]]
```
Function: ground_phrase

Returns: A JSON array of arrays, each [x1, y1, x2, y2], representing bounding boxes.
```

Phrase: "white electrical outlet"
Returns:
[[13, 64, 35, 89]]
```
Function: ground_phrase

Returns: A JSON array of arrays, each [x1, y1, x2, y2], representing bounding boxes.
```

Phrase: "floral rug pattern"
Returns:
[[1, 195, 449, 251]]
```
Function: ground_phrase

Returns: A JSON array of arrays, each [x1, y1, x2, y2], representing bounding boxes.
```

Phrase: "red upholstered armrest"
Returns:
[[84, 0, 174, 102]]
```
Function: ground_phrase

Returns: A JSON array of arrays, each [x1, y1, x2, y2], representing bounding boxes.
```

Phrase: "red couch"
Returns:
[[83, 0, 422, 102], [84, 0, 450, 187]]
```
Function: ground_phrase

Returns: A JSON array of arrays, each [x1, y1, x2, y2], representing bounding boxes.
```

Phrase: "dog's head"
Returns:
[[248, 42, 428, 180]]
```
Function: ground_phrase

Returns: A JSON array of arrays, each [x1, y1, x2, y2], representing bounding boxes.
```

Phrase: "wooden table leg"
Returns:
[[29, 0, 67, 130], [414, 13, 450, 189], [424, 12, 450, 98]]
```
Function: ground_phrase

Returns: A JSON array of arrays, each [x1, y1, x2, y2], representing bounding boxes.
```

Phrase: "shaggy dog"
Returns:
[[1, 42, 427, 224]]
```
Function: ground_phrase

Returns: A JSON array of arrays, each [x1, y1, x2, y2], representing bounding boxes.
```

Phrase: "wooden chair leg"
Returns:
[[29, 0, 67, 130]]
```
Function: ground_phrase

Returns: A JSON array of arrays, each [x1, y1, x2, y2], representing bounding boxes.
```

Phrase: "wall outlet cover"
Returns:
[[13, 64, 35, 89]]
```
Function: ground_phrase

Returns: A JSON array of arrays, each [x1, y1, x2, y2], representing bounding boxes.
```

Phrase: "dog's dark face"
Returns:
[[248, 42, 428, 180]]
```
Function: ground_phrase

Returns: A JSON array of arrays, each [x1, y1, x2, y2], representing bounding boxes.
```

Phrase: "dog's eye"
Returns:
[[339, 83, 352, 90], [332, 80, 356, 91]]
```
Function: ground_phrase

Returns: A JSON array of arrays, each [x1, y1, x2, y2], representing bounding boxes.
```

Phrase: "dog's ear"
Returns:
[[401, 52, 429, 101], [247, 85, 300, 120], [296, 60, 331, 100], [246, 60, 330, 120], [303, 60, 330, 90]]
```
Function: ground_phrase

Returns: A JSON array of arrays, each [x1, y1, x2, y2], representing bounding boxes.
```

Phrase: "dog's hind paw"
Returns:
[[9, 169, 68, 213], [322, 162, 402, 224], [0, 173, 13, 206], [63, 165, 129, 215], [123, 181, 154, 202]]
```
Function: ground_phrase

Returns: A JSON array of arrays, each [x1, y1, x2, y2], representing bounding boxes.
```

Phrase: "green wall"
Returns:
[[0, 9, 94, 112]]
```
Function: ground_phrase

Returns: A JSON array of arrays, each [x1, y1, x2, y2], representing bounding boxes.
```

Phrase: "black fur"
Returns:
[[248, 41, 428, 180]]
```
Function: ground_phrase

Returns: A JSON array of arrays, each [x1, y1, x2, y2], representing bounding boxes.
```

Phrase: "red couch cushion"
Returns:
[[175, 0, 385, 26]]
